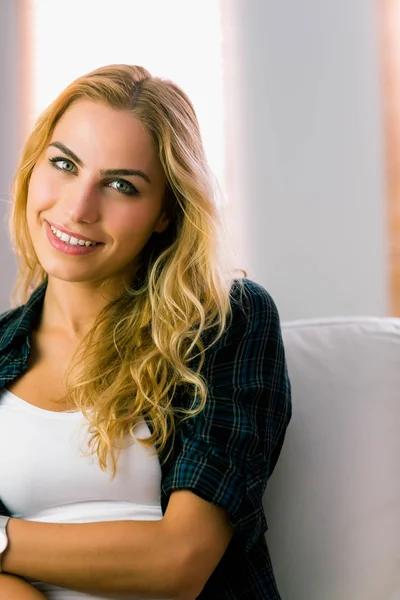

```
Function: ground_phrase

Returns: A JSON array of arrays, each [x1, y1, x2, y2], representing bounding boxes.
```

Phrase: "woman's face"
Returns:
[[26, 99, 169, 289]]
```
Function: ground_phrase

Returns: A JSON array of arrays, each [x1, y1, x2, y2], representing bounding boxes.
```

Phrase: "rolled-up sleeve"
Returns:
[[161, 279, 292, 551]]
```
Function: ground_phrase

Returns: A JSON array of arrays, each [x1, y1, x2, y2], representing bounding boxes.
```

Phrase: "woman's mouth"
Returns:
[[49, 224, 100, 247], [45, 221, 104, 256]]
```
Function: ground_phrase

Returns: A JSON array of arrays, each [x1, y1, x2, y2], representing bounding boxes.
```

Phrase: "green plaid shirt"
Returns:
[[0, 278, 292, 599]]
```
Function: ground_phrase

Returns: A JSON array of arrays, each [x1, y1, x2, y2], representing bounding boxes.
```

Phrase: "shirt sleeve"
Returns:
[[161, 279, 292, 552]]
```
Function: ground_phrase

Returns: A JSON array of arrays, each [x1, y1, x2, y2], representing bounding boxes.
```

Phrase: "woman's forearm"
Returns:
[[2, 517, 192, 598], [0, 574, 47, 599]]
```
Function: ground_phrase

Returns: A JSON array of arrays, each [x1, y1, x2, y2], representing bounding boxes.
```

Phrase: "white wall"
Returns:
[[0, 0, 19, 312], [222, 0, 388, 320], [0, 0, 389, 320]]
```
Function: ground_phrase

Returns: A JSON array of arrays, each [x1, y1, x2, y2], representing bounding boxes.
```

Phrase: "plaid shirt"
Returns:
[[0, 278, 292, 599]]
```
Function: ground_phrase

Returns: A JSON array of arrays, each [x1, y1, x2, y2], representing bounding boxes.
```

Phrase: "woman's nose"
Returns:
[[61, 181, 101, 224]]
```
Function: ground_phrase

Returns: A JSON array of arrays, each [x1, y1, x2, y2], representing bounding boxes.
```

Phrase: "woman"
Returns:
[[0, 65, 292, 599]]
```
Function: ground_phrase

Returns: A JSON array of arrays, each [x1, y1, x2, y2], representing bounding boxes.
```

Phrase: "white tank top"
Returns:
[[0, 387, 169, 600]]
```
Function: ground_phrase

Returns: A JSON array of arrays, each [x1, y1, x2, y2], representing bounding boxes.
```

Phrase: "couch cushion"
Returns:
[[264, 317, 400, 600]]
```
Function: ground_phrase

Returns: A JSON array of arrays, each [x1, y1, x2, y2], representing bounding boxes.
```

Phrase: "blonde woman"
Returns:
[[0, 65, 292, 600]]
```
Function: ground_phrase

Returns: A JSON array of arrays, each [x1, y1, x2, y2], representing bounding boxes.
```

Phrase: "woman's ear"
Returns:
[[153, 211, 170, 234]]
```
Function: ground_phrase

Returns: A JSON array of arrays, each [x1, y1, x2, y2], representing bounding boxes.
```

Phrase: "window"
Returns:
[[29, 0, 226, 195]]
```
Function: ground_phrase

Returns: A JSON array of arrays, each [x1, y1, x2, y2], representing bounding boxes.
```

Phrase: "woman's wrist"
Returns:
[[1, 517, 24, 575], [0, 516, 12, 573]]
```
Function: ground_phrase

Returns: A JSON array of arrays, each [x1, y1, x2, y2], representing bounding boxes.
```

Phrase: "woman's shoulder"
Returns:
[[0, 305, 24, 330], [229, 277, 282, 329], [0, 284, 46, 348], [0, 305, 25, 349]]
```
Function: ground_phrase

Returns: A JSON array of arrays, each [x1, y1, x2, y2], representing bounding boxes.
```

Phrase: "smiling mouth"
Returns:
[[49, 223, 102, 247]]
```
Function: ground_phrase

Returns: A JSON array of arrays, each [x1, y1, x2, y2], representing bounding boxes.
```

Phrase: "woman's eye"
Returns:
[[108, 179, 139, 196], [49, 157, 76, 172]]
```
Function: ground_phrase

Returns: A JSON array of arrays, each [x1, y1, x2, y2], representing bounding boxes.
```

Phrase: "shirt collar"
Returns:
[[0, 281, 47, 352]]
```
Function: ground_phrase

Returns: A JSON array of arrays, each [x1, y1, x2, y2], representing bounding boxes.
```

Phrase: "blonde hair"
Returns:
[[10, 64, 244, 474]]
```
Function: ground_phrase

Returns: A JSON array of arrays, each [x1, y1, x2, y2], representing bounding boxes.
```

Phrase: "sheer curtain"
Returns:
[[379, 0, 400, 315]]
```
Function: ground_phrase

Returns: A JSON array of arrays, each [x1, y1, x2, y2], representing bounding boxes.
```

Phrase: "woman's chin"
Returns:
[[40, 263, 102, 284]]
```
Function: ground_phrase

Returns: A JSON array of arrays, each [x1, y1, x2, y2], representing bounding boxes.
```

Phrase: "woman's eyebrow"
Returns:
[[48, 141, 152, 184], [49, 141, 82, 166], [99, 168, 151, 184]]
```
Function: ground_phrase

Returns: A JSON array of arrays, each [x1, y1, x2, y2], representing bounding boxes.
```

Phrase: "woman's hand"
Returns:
[[0, 573, 47, 599]]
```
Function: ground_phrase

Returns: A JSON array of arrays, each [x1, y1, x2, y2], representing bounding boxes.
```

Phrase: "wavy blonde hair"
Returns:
[[9, 64, 244, 474]]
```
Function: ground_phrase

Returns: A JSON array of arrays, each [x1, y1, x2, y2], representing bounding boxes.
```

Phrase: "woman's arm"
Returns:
[[1, 493, 233, 600], [0, 574, 47, 599]]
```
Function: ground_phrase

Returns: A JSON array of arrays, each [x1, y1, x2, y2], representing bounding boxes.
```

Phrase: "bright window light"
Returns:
[[30, 0, 226, 194]]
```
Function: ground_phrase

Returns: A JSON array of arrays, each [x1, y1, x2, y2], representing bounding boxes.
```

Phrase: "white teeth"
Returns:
[[50, 225, 97, 247]]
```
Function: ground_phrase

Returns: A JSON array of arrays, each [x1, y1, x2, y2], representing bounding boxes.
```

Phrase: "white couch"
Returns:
[[263, 316, 400, 600]]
